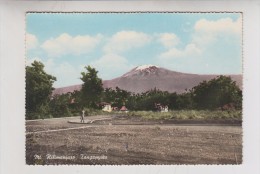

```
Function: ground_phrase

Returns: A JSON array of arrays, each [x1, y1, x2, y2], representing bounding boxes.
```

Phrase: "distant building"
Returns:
[[155, 103, 169, 112], [100, 102, 112, 112], [120, 106, 128, 113], [161, 105, 168, 112], [112, 107, 119, 111]]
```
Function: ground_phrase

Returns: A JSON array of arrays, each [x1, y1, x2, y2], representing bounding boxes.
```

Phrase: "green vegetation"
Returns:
[[26, 61, 242, 120], [80, 66, 103, 108], [99, 75, 242, 112], [49, 93, 72, 118], [127, 110, 242, 120], [192, 76, 242, 109], [81, 108, 117, 116], [26, 61, 56, 120], [103, 87, 131, 107]]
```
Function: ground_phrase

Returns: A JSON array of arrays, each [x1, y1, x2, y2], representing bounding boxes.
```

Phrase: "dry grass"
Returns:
[[127, 110, 242, 120]]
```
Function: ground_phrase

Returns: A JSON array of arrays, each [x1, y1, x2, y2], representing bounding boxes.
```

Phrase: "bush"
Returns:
[[26, 103, 53, 120], [81, 108, 115, 116]]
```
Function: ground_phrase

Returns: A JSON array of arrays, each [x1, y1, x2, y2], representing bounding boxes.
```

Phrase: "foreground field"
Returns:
[[26, 115, 242, 165]]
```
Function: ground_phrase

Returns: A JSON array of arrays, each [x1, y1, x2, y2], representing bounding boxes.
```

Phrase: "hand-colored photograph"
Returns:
[[25, 12, 242, 165]]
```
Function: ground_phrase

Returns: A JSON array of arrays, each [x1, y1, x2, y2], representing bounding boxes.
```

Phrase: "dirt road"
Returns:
[[26, 115, 242, 165]]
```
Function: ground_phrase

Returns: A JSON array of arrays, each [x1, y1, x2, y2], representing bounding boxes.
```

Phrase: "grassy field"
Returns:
[[84, 109, 242, 121], [127, 110, 242, 120]]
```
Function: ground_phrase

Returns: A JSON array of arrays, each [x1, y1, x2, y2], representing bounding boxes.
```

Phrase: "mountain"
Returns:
[[52, 84, 82, 96], [103, 65, 242, 93], [53, 65, 242, 95]]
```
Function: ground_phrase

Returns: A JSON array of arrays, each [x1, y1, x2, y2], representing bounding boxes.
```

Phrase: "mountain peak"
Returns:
[[135, 65, 159, 71], [122, 64, 161, 77]]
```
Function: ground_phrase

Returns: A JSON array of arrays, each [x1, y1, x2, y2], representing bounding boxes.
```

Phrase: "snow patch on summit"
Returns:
[[136, 65, 159, 71], [122, 64, 160, 77]]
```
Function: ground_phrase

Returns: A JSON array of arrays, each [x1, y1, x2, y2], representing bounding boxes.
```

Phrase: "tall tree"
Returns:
[[26, 61, 56, 119], [192, 76, 242, 109], [80, 66, 103, 108]]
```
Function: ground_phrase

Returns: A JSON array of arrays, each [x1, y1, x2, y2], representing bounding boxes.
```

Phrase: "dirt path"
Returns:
[[26, 125, 95, 135]]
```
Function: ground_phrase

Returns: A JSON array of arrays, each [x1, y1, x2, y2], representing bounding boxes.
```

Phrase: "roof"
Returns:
[[120, 106, 128, 111]]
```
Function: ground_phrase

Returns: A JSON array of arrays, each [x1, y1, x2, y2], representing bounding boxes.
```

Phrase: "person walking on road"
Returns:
[[80, 109, 85, 123]]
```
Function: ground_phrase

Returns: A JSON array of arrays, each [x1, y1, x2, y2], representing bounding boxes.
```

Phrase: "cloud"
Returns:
[[103, 31, 152, 53], [159, 16, 241, 60], [85, 30, 151, 79], [90, 53, 134, 79], [26, 33, 38, 50], [157, 33, 180, 48], [160, 43, 201, 59], [41, 33, 103, 57], [194, 16, 242, 35], [51, 62, 82, 87], [193, 17, 242, 46], [157, 16, 242, 74]]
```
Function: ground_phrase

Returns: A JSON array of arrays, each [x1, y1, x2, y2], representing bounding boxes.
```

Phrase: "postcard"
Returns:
[[1, 1, 260, 174], [26, 12, 243, 165]]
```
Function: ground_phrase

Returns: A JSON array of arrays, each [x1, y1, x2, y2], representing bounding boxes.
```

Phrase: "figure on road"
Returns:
[[80, 109, 85, 123]]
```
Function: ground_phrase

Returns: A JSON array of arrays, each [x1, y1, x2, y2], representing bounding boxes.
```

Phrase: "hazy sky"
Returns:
[[26, 13, 242, 87]]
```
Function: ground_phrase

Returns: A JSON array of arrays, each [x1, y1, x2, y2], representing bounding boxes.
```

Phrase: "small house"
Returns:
[[100, 102, 112, 112], [155, 103, 169, 112], [120, 106, 128, 113]]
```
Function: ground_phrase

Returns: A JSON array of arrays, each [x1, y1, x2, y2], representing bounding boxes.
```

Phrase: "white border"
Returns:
[[0, 1, 260, 174]]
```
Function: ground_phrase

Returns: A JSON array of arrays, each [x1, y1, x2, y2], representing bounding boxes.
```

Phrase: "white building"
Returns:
[[101, 102, 112, 112]]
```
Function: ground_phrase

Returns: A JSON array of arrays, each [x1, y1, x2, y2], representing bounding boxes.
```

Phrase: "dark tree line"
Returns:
[[192, 76, 242, 109], [26, 61, 242, 120], [100, 75, 242, 111]]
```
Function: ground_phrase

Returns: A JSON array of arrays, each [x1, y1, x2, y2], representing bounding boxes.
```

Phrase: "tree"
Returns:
[[126, 88, 170, 111], [49, 94, 72, 118], [192, 76, 242, 109], [176, 92, 194, 109], [80, 66, 103, 108], [26, 61, 56, 119], [102, 88, 116, 104], [114, 87, 131, 107]]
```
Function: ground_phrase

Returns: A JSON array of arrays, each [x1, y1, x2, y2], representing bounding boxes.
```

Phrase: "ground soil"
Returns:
[[26, 115, 242, 165]]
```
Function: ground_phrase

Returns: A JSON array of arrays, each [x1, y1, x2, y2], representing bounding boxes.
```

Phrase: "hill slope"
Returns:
[[53, 65, 242, 95], [102, 65, 242, 93]]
